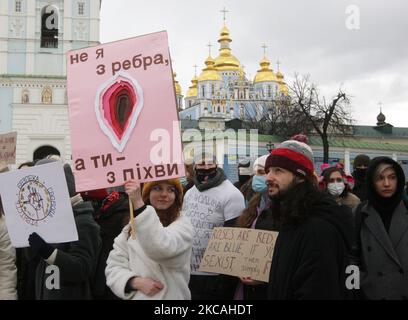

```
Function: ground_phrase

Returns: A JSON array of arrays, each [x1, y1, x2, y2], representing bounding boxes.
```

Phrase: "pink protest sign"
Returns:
[[67, 31, 184, 192]]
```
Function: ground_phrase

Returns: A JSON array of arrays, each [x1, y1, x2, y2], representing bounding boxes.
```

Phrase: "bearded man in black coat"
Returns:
[[265, 140, 353, 300]]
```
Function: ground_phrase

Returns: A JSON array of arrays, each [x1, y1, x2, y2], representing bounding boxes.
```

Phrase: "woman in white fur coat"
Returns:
[[105, 178, 193, 300]]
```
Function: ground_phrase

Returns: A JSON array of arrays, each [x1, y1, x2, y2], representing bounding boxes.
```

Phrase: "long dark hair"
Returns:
[[239, 177, 254, 202], [236, 193, 262, 228], [236, 193, 282, 230], [277, 179, 333, 225]]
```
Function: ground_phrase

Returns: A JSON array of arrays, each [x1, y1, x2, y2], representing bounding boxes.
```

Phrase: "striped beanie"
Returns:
[[265, 140, 315, 179]]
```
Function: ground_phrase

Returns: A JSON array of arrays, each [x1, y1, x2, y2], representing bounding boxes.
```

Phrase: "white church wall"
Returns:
[[0, 0, 100, 162]]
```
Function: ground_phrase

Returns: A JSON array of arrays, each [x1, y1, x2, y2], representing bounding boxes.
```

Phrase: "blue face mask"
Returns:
[[252, 175, 267, 194], [179, 176, 187, 186]]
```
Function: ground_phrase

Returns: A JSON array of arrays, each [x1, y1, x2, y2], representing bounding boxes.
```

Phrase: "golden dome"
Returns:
[[197, 56, 222, 82], [254, 57, 277, 83], [214, 25, 242, 72], [173, 72, 182, 96], [186, 76, 198, 98], [214, 52, 242, 71], [220, 25, 230, 37], [279, 84, 289, 95], [238, 68, 245, 80], [219, 26, 231, 41], [276, 71, 289, 95]]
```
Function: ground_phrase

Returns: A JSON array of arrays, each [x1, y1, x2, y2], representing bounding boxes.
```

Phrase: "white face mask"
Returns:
[[327, 182, 345, 197]]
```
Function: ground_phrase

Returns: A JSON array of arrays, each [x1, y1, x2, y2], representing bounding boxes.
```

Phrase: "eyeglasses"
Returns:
[[151, 185, 177, 194]]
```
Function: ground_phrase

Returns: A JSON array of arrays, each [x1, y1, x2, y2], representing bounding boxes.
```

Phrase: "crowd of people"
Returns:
[[1, 139, 408, 300]]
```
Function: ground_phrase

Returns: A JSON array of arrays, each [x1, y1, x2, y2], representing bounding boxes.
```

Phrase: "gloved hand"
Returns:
[[28, 232, 54, 260]]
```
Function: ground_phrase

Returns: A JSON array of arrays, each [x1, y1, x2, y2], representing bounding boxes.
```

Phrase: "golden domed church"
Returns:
[[173, 72, 183, 110], [178, 18, 290, 126], [175, 13, 408, 182]]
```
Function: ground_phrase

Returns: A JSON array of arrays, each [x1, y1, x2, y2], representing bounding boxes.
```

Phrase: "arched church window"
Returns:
[[22, 90, 29, 103], [42, 87, 52, 104], [268, 85, 272, 97], [41, 5, 59, 48], [211, 84, 215, 95], [33, 145, 60, 161]]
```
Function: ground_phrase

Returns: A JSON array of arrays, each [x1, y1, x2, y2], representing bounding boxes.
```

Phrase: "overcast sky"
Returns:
[[100, 0, 408, 127]]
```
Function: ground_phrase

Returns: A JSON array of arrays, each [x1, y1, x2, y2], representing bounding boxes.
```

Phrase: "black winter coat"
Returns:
[[268, 199, 353, 300], [35, 201, 101, 300], [352, 176, 368, 202], [92, 192, 129, 300]]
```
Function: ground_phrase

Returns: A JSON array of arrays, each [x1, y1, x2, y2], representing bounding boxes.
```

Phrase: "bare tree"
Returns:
[[243, 100, 312, 136], [289, 74, 353, 163], [241, 74, 352, 162]]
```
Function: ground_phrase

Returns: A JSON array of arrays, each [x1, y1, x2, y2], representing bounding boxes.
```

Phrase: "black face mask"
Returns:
[[195, 168, 218, 183], [353, 168, 367, 180], [239, 174, 251, 184]]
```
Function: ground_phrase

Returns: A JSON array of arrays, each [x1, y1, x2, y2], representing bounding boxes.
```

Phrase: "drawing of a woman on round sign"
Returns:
[[16, 177, 56, 226]]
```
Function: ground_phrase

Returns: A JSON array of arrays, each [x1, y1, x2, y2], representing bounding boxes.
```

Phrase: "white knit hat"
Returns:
[[238, 158, 251, 176], [253, 155, 269, 174]]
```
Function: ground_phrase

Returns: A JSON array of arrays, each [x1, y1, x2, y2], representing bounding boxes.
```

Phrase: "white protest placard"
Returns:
[[198, 227, 279, 282], [0, 162, 78, 247], [0, 132, 17, 165]]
